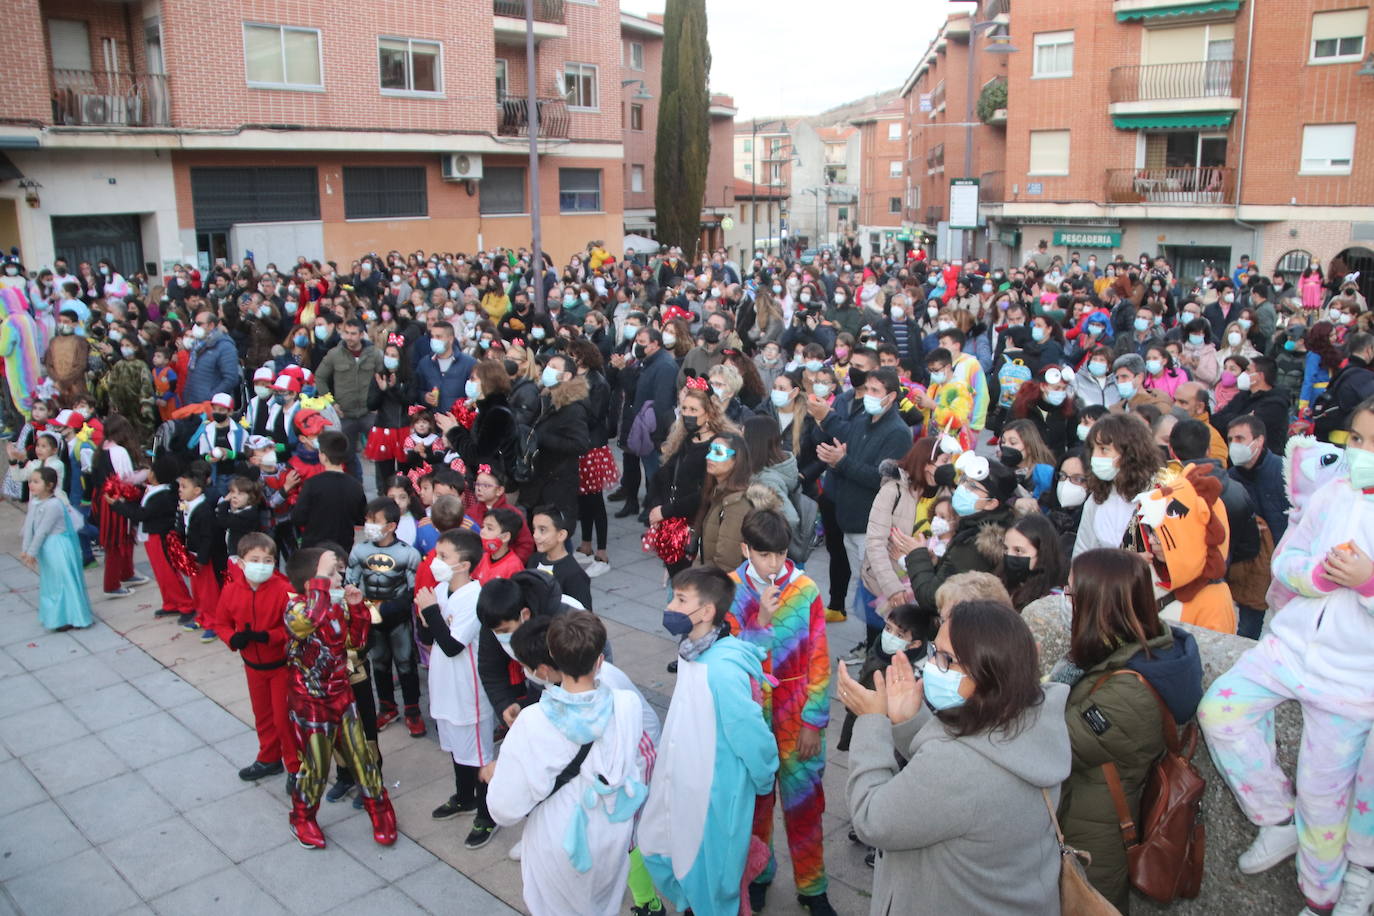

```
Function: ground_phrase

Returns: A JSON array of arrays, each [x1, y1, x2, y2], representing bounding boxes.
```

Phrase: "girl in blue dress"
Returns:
[[20, 466, 93, 631]]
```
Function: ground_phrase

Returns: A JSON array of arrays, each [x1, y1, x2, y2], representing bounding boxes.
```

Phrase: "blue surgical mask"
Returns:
[[623, 324, 637, 341], [951, 485, 981, 517], [1044, 388, 1067, 406], [1031, 326, 1046, 343], [1188, 334, 1204, 346], [805, 359, 824, 373], [243, 561, 274, 584], [314, 325, 329, 341], [284, 301, 298, 315], [662, 609, 694, 637], [923, 664, 968, 711], [1145, 359, 1163, 376], [531, 326, 546, 340], [563, 295, 577, 308], [465, 379, 481, 400], [862, 393, 887, 416], [541, 366, 562, 388], [1133, 317, 1150, 333], [1116, 380, 1136, 399], [293, 333, 308, 347], [430, 338, 448, 355], [383, 355, 399, 371], [812, 383, 832, 398], [769, 389, 791, 408], [928, 370, 947, 386], [1088, 361, 1108, 378]]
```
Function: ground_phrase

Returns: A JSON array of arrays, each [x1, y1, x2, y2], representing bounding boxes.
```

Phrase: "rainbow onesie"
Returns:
[[0, 287, 45, 420], [729, 560, 831, 898]]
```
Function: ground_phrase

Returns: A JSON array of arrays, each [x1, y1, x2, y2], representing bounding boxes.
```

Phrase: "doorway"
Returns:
[[1163, 244, 1231, 287], [51, 214, 144, 276], [1334, 247, 1374, 303]]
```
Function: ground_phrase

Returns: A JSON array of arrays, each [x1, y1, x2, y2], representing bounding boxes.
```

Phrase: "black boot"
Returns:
[[614, 499, 640, 519], [607, 487, 628, 502]]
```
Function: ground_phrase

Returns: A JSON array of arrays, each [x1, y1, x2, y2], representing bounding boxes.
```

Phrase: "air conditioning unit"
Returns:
[[441, 153, 483, 182]]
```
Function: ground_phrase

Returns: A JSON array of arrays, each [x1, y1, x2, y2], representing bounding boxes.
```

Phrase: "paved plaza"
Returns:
[[0, 496, 876, 915]]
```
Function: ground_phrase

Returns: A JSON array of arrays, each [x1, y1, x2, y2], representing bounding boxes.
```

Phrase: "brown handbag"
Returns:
[[1097, 670, 1206, 904], [1042, 789, 1122, 916]]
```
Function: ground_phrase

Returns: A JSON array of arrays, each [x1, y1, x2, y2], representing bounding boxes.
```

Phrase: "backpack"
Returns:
[[997, 358, 1033, 408], [787, 482, 819, 565], [1096, 670, 1206, 905], [510, 421, 539, 485], [626, 399, 658, 457]]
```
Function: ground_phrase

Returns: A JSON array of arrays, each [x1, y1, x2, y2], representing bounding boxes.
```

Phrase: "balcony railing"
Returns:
[[926, 143, 945, 172], [1108, 59, 1243, 103], [1105, 167, 1236, 205], [497, 95, 570, 139], [50, 69, 170, 127], [980, 170, 1005, 203], [493, 0, 564, 23], [925, 205, 944, 225]]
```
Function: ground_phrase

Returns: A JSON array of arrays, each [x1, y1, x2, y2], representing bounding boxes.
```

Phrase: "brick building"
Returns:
[[0, 0, 640, 275], [850, 101, 911, 258], [900, 0, 1374, 292], [618, 10, 737, 257]]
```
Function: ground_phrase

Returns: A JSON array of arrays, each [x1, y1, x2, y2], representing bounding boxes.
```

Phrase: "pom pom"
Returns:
[[642, 517, 692, 565]]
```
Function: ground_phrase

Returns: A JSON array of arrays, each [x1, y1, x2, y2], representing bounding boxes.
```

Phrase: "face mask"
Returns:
[[99, 265, 110, 276], [1283, 339, 1298, 353], [329, 587, 346, 605], [929, 515, 951, 537], [284, 301, 298, 315], [562, 295, 577, 308], [1223, 292, 1235, 303], [109, 329, 124, 343], [1091, 454, 1119, 481], [242, 561, 274, 584], [770, 388, 791, 408], [1133, 317, 1150, 333], [834, 293, 847, 305], [928, 370, 947, 386], [772, 284, 782, 295], [1226, 440, 1256, 468], [1000, 445, 1024, 468], [1238, 318, 1252, 331], [313, 325, 330, 342], [804, 359, 824, 373], [1003, 552, 1034, 585], [880, 630, 910, 656], [800, 292, 812, 304], [1031, 326, 1047, 343], [937, 321, 955, 332], [982, 283, 993, 294], [922, 664, 967, 711], [1057, 480, 1088, 508], [622, 324, 638, 341], [363, 522, 385, 542], [191, 325, 207, 340], [812, 383, 832, 398], [1347, 446, 1374, 491], [423, 554, 463, 591], [482, 536, 505, 555], [1086, 323, 1103, 337], [430, 337, 448, 355], [951, 485, 981, 517], [682, 414, 701, 433], [862, 393, 887, 416], [1116, 380, 1136, 399], [1043, 388, 1067, 407], [662, 609, 695, 637], [633, 343, 647, 360], [662, 332, 677, 349], [494, 631, 517, 659], [1145, 359, 1163, 376], [1236, 371, 1252, 391], [541, 366, 562, 388], [927, 306, 939, 319], [121, 346, 136, 359]]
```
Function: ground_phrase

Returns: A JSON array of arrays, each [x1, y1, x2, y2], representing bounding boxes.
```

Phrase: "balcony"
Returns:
[[925, 205, 944, 225], [1114, 0, 1241, 22], [926, 143, 945, 174], [50, 69, 170, 127], [1105, 167, 1236, 205], [493, 0, 567, 43], [1108, 60, 1243, 126], [980, 170, 1005, 203], [497, 95, 569, 139]]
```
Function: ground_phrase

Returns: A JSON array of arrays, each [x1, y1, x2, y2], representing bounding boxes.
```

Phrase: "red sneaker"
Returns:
[[405, 711, 427, 738], [363, 792, 398, 846], [375, 703, 399, 731], [290, 798, 326, 850]]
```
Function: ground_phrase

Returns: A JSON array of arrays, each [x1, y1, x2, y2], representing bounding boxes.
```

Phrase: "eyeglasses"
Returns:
[[1056, 471, 1089, 486], [927, 643, 961, 673]]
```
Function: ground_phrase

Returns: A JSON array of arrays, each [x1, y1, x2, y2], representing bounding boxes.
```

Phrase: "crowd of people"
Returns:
[[4, 235, 1374, 916]]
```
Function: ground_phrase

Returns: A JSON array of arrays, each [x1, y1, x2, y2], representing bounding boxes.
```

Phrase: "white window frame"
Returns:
[[743, 163, 753, 175], [889, 160, 902, 178], [378, 36, 443, 97], [1032, 30, 1074, 79], [631, 164, 645, 192], [563, 62, 599, 111], [495, 58, 508, 99], [243, 23, 323, 91], [1309, 9, 1367, 64], [1028, 129, 1071, 176], [1299, 123, 1356, 175], [742, 139, 753, 153], [628, 41, 644, 71], [887, 122, 902, 140]]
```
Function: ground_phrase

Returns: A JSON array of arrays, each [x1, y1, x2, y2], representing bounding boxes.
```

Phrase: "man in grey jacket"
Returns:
[[315, 317, 381, 479]]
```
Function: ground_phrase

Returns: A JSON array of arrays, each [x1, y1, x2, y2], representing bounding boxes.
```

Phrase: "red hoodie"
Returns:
[[462, 492, 535, 563], [213, 562, 293, 668]]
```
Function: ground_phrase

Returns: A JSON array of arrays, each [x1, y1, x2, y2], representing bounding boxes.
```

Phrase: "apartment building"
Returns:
[[850, 101, 912, 258], [619, 10, 737, 256], [0, 0, 631, 275], [901, 0, 1374, 292], [783, 123, 859, 250]]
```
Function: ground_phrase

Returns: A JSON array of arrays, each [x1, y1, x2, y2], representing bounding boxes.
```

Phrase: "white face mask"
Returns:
[[1056, 480, 1088, 508], [880, 630, 910, 656], [928, 515, 951, 537], [430, 556, 453, 582], [362, 522, 385, 542]]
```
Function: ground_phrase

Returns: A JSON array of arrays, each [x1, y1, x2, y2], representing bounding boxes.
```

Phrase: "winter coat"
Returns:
[[1214, 386, 1290, 455], [749, 453, 799, 526], [316, 339, 383, 419], [1229, 447, 1290, 543], [1059, 625, 1203, 909], [414, 348, 477, 413], [848, 683, 1071, 916], [648, 436, 710, 522], [825, 405, 914, 534], [509, 376, 542, 429], [366, 370, 414, 430], [905, 505, 1011, 611], [633, 347, 680, 447], [183, 329, 241, 404], [862, 463, 924, 605], [244, 306, 284, 370], [583, 369, 612, 449], [699, 484, 782, 574], [451, 391, 517, 476], [519, 376, 590, 524], [1072, 370, 1122, 411]]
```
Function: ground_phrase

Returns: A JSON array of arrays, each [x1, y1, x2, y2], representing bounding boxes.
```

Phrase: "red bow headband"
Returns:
[[387, 332, 405, 347], [684, 376, 710, 392], [477, 464, 492, 475]]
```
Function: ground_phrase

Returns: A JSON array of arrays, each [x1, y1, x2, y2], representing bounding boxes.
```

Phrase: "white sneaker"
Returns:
[[1239, 822, 1299, 874], [508, 839, 523, 861], [585, 560, 611, 578], [573, 552, 594, 566], [1334, 863, 1374, 916]]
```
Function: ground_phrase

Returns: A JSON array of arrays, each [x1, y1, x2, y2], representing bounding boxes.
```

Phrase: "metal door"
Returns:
[[51, 214, 144, 276]]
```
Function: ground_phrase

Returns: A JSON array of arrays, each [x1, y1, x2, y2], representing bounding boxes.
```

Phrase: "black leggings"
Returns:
[[818, 492, 850, 609], [373, 458, 397, 495], [578, 492, 608, 550], [454, 761, 493, 827]]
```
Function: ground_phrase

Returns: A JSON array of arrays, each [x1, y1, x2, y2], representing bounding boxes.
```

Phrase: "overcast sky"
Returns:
[[618, 0, 946, 120]]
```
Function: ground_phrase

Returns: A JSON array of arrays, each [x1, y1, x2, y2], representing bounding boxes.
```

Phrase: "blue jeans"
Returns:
[[641, 448, 661, 489]]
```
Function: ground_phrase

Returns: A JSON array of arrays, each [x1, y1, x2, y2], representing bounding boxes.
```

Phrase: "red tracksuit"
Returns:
[[214, 563, 298, 772]]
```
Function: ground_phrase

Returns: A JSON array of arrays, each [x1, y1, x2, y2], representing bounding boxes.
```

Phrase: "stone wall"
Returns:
[[1022, 595, 1306, 915]]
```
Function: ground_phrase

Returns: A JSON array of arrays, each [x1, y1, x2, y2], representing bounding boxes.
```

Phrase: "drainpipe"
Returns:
[[1231, 0, 1259, 262]]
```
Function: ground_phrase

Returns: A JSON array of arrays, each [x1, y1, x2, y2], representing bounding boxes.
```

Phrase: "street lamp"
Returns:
[[801, 187, 827, 248], [620, 78, 653, 100], [767, 153, 802, 256]]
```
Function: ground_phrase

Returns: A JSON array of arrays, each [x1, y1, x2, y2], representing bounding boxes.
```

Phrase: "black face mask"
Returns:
[[848, 368, 869, 390], [212, 412, 230, 424], [999, 446, 1024, 469], [633, 343, 647, 360], [1003, 553, 1034, 585], [683, 414, 700, 433]]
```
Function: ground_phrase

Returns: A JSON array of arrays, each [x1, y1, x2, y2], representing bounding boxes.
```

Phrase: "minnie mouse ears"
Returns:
[[955, 451, 990, 481], [1043, 366, 1074, 386]]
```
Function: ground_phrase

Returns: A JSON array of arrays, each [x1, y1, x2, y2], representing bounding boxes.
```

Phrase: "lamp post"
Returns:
[[801, 187, 825, 249]]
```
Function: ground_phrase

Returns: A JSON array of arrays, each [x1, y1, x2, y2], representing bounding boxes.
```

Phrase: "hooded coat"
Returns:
[[698, 483, 782, 575], [905, 504, 1012, 611], [519, 375, 591, 528], [847, 683, 1072, 916]]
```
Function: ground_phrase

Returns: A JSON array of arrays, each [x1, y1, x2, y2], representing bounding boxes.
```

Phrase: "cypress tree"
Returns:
[[654, 0, 711, 254]]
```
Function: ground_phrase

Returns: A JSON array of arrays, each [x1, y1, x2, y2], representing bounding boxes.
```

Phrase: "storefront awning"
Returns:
[[1111, 112, 1235, 130], [1116, 1, 1241, 21]]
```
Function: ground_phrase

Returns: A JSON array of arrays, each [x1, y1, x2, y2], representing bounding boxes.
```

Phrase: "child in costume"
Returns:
[[0, 287, 45, 423], [474, 506, 527, 583], [192, 392, 249, 492], [108, 455, 193, 621], [214, 532, 297, 786], [20, 466, 92, 631], [725, 508, 836, 916], [1199, 400, 1374, 915], [488, 612, 651, 916], [175, 463, 220, 639], [243, 366, 276, 438], [151, 348, 180, 421], [640, 566, 780, 916], [282, 546, 396, 850], [1134, 462, 1236, 633], [415, 528, 497, 849]]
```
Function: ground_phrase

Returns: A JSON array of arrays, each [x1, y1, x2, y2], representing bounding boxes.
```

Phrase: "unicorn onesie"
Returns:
[[487, 682, 649, 916], [640, 633, 779, 916], [0, 287, 45, 420]]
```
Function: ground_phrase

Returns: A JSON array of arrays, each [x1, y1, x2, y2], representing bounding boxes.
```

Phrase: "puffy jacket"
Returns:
[[183, 329, 241, 404], [749, 453, 799, 526], [699, 484, 781, 574], [315, 340, 382, 418], [1058, 625, 1203, 908], [905, 504, 1012, 611], [519, 376, 590, 522]]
